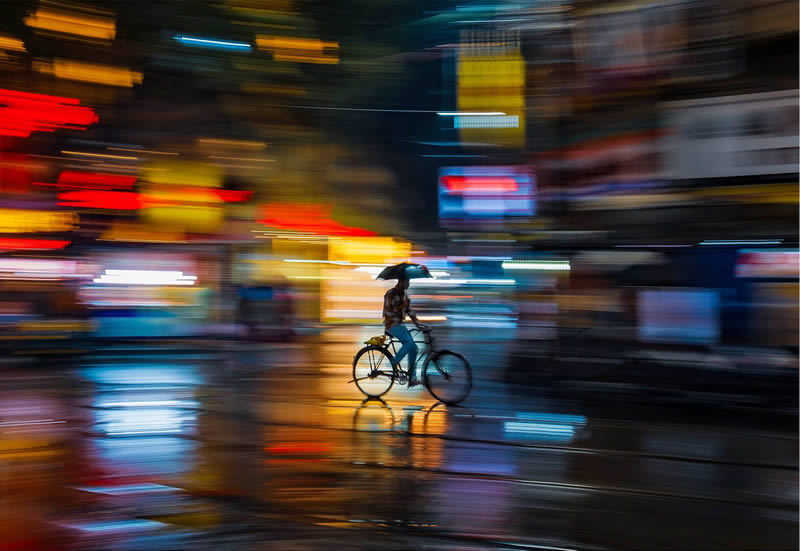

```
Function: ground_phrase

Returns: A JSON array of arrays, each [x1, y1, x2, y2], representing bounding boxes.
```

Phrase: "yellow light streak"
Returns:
[[108, 148, 178, 156], [62, 151, 138, 160], [256, 36, 338, 51], [35, 59, 142, 87], [256, 35, 339, 64], [0, 36, 26, 52], [273, 53, 339, 64], [197, 138, 267, 149], [25, 8, 116, 41], [0, 209, 76, 233], [90, 163, 140, 172], [208, 156, 275, 162], [202, 163, 268, 170]]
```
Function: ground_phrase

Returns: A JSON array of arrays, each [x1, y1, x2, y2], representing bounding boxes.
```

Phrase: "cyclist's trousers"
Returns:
[[388, 324, 417, 373]]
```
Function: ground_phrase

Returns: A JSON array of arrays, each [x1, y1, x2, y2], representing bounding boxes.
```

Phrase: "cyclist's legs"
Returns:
[[388, 324, 417, 373]]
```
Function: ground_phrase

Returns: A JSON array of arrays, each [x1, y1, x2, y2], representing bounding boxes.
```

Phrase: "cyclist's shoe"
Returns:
[[408, 374, 420, 387]]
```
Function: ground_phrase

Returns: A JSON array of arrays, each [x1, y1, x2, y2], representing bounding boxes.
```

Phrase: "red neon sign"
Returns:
[[441, 176, 519, 193], [0, 89, 99, 138], [257, 203, 377, 237], [0, 238, 70, 250]]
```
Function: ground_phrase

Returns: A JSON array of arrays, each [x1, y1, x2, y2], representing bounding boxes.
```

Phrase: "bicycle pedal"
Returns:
[[396, 372, 408, 385]]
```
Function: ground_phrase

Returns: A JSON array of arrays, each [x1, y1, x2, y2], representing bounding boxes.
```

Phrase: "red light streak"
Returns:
[[0, 238, 70, 250], [56, 187, 250, 210], [257, 202, 377, 237], [442, 176, 518, 193], [0, 89, 81, 104], [0, 89, 98, 138], [214, 189, 252, 202], [58, 190, 141, 210], [36, 171, 137, 190]]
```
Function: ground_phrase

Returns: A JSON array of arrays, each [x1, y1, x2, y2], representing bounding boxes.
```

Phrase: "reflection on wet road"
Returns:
[[0, 333, 796, 550]]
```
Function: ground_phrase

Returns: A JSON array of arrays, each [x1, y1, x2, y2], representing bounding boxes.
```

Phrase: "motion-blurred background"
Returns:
[[0, 0, 796, 549]]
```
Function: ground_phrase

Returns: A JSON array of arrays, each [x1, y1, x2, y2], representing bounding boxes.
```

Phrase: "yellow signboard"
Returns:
[[328, 237, 410, 264], [457, 32, 525, 148]]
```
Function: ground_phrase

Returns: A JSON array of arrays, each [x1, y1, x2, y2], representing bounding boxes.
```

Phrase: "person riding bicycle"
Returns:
[[383, 276, 426, 386]]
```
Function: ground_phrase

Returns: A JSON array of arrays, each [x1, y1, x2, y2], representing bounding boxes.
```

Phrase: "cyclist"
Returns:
[[382, 275, 426, 386]]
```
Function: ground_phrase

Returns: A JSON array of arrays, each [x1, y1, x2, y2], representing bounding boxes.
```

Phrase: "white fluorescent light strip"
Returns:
[[700, 240, 783, 245], [283, 259, 351, 265], [93, 269, 197, 285], [98, 400, 197, 408], [417, 278, 516, 286], [503, 261, 570, 271], [454, 115, 519, 128], [437, 111, 506, 116], [504, 421, 576, 434]]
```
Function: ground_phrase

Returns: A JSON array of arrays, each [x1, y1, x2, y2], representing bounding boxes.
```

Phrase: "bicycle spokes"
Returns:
[[424, 351, 472, 405], [353, 345, 395, 398]]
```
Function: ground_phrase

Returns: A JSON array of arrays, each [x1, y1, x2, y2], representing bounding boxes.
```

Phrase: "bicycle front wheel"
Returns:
[[423, 350, 472, 405], [352, 345, 396, 398]]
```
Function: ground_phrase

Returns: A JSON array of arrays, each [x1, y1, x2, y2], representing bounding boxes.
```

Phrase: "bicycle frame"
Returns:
[[384, 327, 436, 372], [352, 326, 472, 404]]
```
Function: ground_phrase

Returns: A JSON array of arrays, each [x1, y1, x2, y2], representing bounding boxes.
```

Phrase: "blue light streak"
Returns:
[[174, 35, 251, 51]]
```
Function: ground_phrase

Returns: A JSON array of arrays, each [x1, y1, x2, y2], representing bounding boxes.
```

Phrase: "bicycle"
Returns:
[[350, 326, 472, 405]]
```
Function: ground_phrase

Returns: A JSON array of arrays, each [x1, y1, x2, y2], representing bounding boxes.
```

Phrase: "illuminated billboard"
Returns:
[[438, 166, 535, 228]]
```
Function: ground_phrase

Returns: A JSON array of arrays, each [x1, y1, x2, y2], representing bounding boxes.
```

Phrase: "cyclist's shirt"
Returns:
[[383, 287, 412, 330]]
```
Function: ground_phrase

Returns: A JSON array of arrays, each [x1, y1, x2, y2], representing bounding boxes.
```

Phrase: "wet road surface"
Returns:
[[0, 328, 796, 550]]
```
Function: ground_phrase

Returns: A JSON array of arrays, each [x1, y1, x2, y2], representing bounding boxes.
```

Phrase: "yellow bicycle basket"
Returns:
[[364, 335, 387, 346]]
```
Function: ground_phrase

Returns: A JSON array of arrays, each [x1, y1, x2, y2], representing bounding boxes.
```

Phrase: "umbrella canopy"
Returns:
[[376, 262, 432, 280]]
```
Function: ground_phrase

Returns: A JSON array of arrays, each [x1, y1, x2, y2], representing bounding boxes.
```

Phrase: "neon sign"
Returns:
[[438, 166, 535, 227]]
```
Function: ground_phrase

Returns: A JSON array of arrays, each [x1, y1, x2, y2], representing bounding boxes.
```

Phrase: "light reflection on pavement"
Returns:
[[0, 329, 796, 550]]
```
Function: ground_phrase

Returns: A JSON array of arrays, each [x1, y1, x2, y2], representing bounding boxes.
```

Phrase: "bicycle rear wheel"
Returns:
[[423, 350, 472, 405], [352, 345, 396, 398]]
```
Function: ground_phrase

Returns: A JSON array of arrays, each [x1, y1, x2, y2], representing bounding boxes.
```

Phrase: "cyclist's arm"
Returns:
[[406, 300, 422, 327]]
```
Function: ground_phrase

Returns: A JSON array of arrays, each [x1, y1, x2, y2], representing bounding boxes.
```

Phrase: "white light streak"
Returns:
[[437, 111, 506, 116], [417, 278, 516, 286], [502, 260, 570, 271], [93, 269, 197, 286], [97, 400, 197, 408], [700, 240, 783, 246]]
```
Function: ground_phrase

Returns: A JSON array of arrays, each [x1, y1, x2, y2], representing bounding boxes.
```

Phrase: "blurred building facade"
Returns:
[[0, 0, 796, 349]]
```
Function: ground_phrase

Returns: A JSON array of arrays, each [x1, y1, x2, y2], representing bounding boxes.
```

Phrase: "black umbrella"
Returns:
[[376, 262, 432, 280]]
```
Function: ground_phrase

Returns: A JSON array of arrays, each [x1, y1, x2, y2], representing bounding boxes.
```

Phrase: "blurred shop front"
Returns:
[[78, 247, 217, 339]]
